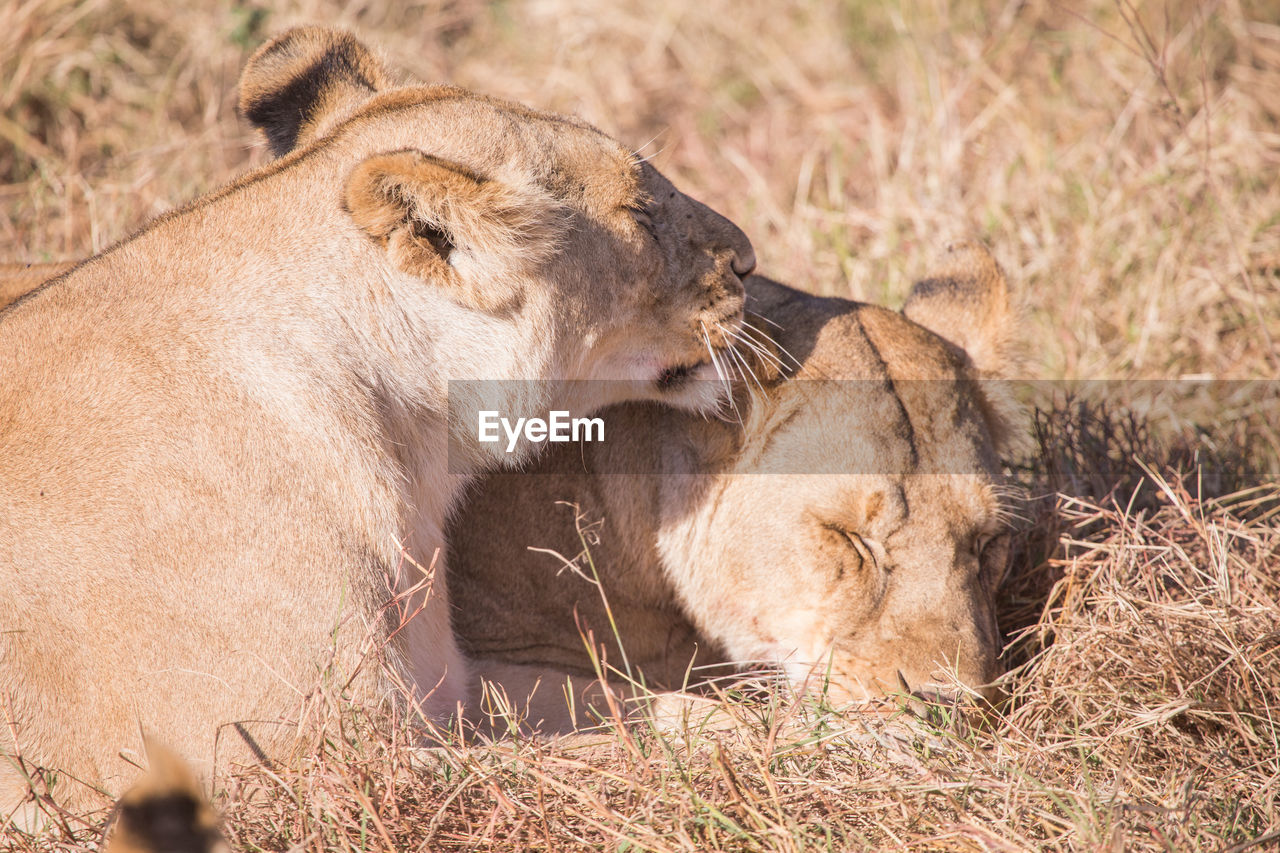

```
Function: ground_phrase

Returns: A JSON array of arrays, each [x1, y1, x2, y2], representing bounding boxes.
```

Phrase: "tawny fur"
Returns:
[[0, 262, 73, 311], [449, 243, 1019, 731], [0, 26, 753, 824]]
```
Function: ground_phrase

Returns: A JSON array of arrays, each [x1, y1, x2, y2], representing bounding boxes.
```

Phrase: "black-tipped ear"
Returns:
[[904, 241, 1024, 452], [238, 27, 389, 157], [104, 741, 225, 853], [902, 241, 1016, 378]]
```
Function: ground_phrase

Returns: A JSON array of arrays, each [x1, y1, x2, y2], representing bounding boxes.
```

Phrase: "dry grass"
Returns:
[[10, 446, 1279, 851], [3, 0, 1280, 850]]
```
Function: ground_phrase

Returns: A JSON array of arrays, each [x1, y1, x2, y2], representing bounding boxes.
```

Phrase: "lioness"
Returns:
[[450, 243, 1017, 730], [0, 27, 753, 819]]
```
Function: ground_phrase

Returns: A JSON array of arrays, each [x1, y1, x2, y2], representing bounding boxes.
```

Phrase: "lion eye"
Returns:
[[827, 526, 881, 574], [626, 202, 657, 239], [974, 532, 1010, 590], [845, 531, 874, 565], [974, 531, 1007, 561]]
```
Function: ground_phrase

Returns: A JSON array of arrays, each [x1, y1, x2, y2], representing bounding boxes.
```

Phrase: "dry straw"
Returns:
[[3, 0, 1279, 849]]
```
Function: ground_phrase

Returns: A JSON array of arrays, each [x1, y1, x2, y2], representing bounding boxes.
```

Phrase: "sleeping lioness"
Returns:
[[450, 243, 1018, 730], [0, 27, 754, 821]]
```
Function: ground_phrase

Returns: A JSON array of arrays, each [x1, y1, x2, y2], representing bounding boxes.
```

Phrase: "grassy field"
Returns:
[[3, 0, 1280, 850]]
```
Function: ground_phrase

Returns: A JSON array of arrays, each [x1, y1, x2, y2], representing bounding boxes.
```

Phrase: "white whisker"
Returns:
[[719, 325, 766, 394], [729, 343, 766, 396], [729, 331, 790, 389], [742, 320, 832, 380], [740, 320, 804, 372], [630, 131, 666, 159], [721, 338, 747, 384], [700, 324, 725, 384], [724, 339, 747, 381], [730, 327, 785, 375], [701, 324, 741, 426], [699, 324, 726, 390]]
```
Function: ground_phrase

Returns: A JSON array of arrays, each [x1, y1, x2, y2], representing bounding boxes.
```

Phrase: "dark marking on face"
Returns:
[[852, 311, 919, 468], [865, 492, 884, 524]]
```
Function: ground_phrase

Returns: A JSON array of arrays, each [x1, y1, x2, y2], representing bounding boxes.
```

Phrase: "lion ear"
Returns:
[[344, 150, 564, 309], [238, 27, 390, 157], [902, 241, 1017, 378], [904, 241, 1025, 452]]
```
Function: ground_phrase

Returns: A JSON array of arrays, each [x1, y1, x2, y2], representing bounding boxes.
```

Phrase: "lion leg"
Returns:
[[389, 553, 474, 721]]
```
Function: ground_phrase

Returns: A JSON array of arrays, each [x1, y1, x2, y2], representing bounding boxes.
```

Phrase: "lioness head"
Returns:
[[237, 27, 754, 417], [661, 243, 1018, 703], [0, 27, 757, 820]]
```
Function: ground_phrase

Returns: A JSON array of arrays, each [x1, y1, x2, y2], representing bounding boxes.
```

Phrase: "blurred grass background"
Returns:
[[4, 0, 1278, 380]]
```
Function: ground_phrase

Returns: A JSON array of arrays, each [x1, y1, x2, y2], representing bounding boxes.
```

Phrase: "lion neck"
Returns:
[[96, 144, 567, 560]]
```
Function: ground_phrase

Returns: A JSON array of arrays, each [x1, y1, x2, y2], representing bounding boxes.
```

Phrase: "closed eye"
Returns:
[[972, 530, 1007, 559], [974, 532, 1011, 590], [824, 525, 882, 576], [843, 530, 877, 569], [623, 196, 657, 237]]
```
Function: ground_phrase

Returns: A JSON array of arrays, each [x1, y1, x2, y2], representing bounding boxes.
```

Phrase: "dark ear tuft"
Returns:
[[903, 241, 1024, 452], [238, 27, 389, 157], [412, 218, 455, 261], [902, 241, 1017, 378]]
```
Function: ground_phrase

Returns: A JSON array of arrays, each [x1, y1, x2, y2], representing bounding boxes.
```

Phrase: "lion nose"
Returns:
[[692, 197, 755, 279], [731, 243, 756, 278]]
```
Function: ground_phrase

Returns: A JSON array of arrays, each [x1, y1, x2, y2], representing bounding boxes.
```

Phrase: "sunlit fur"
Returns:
[[0, 26, 752, 823]]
